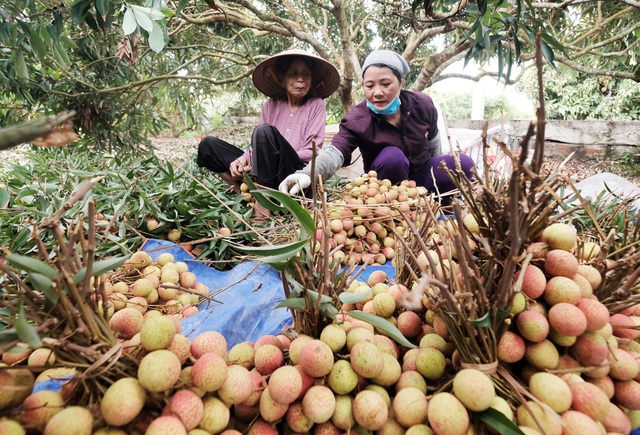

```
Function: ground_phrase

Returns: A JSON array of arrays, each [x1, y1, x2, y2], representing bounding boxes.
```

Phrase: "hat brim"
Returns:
[[252, 49, 340, 100]]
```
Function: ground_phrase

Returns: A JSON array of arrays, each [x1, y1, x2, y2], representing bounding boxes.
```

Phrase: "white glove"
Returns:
[[279, 173, 311, 195]]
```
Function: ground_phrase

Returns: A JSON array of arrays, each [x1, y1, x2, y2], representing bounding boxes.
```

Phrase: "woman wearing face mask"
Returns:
[[197, 49, 340, 216], [279, 49, 474, 202]]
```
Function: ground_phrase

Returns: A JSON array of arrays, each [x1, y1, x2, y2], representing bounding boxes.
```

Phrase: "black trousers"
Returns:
[[197, 124, 304, 190]]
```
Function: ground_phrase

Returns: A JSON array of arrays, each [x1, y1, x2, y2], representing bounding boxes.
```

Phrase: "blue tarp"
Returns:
[[142, 239, 396, 347], [144, 239, 398, 345], [142, 239, 292, 348]]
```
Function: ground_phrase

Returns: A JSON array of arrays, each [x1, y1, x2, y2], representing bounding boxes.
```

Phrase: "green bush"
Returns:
[[0, 146, 260, 268]]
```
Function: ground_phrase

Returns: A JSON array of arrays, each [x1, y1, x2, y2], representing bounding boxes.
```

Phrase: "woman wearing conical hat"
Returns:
[[196, 49, 340, 217]]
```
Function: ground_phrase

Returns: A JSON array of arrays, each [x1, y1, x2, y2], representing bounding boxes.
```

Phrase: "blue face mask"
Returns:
[[366, 95, 401, 115]]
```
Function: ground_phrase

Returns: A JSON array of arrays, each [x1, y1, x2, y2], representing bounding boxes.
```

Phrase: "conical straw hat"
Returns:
[[252, 49, 340, 100]]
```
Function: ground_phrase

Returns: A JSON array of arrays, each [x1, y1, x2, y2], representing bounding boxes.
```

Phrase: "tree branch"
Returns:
[[0, 111, 76, 151]]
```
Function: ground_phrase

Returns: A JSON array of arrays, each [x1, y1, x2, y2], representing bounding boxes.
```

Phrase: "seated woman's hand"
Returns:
[[230, 157, 251, 180]]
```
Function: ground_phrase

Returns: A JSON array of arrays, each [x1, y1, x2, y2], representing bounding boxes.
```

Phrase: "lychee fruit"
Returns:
[[392, 387, 428, 428], [138, 349, 181, 392], [140, 316, 176, 350], [542, 222, 577, 251], [545, 249, 579, 278], [108, 307, 144, 340], [254, 344, 284, 376], [43, 406, 93, 435], [528, 372, 572, 413], [576, 298, 610, 332], [525, 339, 559, 370], [268, 365, 302, 405], [415, 347, 446, 381], [190, 331, 227, 359], [227, 341, 255, 369], [319, 324, 347, 353], [352, 390, 388, 431], [301, 385, 336, 424], [516, 310, 549, 343], [428, 392, 469, 435], [571, 331, 609, 366], [166, 389, 204, 431], [199, 397, 230, 434], [497, 331, 526, 364], [20, 390, 64, 432], [544, 276, 582, 306], [569, 381, 611, 422], [349, 341, 384, 379], [218, 365, 254, 405], [515, 265, 547, 299], [548, 302, 587, 336], [452, 368, 496, 411], [191, 352, 228, 392], [100, 377, 146, 427], [327, 359, 358, 395], [298, 339, 334, 378], [259, 387, 289, 423]]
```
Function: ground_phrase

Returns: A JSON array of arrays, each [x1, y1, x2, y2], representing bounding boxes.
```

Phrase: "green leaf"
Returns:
[[28, 272, 55, 299], [72, 256, 128, 285], [482, 24, 492, 57], [131, 6, 154, 32], [497, 309, 511, 320], [469, 311, 491, 327], [132, 5, 165, 21], [84, 11, 100, 31], [70, 0, 92, 23], [39, 26, 52, 45], [338, 288, 372, 304], [461, 20, 481, 51], [95, 0, 108, 17], [541, 40, 556, 70], [235, 238, 309, 257], [540, 32, 567, 55], [348, 311, 417, 348], [15, 300, 42, 348], [147, 22, 165, 53], [0, 187, 9, 208], [497, 43, 504, 82], [506, 48, 513, 84], [476, 408, 525, 434], [123, 8, 137, 35], [14, 51, 29, 81], [275, 297, 307, 309], [29, 28, 48, 60], [176, 0, 189, 14], [306, 289, 333, 305], [52, 44, 70, 66], [6, 254, 58, 279]]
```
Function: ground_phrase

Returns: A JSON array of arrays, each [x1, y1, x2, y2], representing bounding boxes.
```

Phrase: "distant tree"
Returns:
[[518, 66, 640, 120]]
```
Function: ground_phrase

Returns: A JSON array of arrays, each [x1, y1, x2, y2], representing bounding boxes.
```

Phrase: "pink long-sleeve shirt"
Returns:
[[242, 97, 327, 164]]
